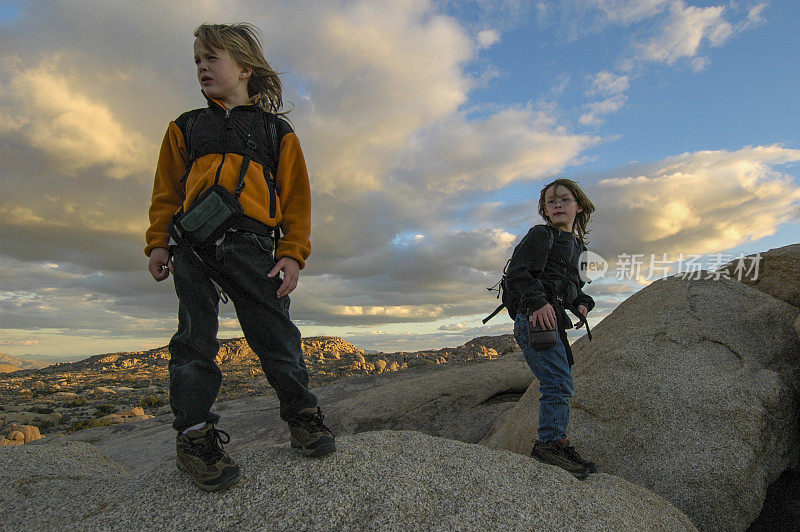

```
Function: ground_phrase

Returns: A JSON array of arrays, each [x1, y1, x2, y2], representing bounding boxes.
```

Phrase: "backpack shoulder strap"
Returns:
[[174, 108, 205, 183], [261, 112, 294, 181]]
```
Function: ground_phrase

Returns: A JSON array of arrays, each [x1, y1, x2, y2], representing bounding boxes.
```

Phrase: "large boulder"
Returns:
[[485, 275, 800, 531], [324, 351, 533, 443], [718, 243, 800, 308], [1, 431, 695, 530], [0, 423, 43, 444]]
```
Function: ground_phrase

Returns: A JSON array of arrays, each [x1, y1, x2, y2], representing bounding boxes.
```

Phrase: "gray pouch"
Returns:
[[176, 185, 243, 245]]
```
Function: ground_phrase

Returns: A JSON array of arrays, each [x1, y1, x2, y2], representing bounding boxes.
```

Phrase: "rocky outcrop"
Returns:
[[1, 431, 696, 530], [97, 406, 153, 426], [485, 275, 800, 531], [0, 408, 62, 429], [0, 423, 42, 445], [718, 243, 800, 308], [0, 335, 516, 437]]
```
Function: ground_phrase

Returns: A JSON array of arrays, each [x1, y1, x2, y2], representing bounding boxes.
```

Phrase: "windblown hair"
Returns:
[[193, 23, 289, 116], [537, 178, 595, 245]]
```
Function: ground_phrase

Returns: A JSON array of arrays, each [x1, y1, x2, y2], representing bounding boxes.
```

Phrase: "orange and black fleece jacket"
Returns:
[[144, 100, 311, 268]]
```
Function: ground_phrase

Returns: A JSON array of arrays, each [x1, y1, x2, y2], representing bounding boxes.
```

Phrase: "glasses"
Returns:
[[546, 198, 575, 207]]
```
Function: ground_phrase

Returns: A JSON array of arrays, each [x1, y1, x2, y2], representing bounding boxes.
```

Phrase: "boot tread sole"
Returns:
[[176, 458, 241, 491]]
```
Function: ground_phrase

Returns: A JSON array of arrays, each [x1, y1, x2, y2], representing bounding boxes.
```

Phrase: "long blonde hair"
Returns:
[[537, 178, 595, 245], [193, 23, 289, 116]]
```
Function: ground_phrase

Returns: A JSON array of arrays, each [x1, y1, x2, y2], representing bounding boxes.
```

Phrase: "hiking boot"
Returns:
[[176, 423, 240, 492], [531, 440, 589, 480], [288, 406, 336, 457], [560, 439, 597, 474]]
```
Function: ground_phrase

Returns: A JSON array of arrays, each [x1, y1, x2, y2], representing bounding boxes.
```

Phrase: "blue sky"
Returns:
[[0, 0, 797, 360]]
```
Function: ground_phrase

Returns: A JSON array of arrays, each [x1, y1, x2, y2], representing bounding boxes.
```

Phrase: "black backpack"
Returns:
[[483, 226, 556, 323], [176, 106, 284, 217]]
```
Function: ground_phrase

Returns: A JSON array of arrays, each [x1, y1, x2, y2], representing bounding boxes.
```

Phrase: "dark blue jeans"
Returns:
[[514, 313, 574, 442], [168, 230, 317, 431]]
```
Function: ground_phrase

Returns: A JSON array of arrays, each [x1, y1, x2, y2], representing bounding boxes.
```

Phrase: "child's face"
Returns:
[[544, 184, 582, 231], [193, 39, 251, 107]]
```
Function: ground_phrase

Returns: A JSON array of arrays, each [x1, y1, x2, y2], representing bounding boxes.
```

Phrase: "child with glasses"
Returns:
[[505, 178, 597, 479]]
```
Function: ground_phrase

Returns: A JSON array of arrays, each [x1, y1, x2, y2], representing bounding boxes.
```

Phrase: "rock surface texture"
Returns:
[[48, 354, 533, 476], [718, 243, 800, 308], [1, 431, 696, 530], [485, 276, 800, 531]]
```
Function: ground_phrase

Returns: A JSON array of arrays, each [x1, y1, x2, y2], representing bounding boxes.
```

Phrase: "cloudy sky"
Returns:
[[1, 0, 798, 361]]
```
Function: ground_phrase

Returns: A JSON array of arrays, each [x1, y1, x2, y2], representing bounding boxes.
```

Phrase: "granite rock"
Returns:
[[485, 276, 800, 531], [1, 431, 696, 530]]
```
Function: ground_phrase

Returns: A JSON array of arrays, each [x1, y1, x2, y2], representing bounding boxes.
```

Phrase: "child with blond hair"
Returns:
[[145, 23, 334, 492]]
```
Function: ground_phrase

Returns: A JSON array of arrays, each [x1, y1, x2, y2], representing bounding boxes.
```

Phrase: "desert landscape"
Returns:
[[1, 244, 799, 530], [0, 334, 516, 440]]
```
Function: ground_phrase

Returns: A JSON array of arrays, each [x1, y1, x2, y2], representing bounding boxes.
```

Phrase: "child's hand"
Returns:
[[148, 247, 173, 282], [531, 303, 557, 330], [574, 304, 588, 328], [268, 256, 300, 298]]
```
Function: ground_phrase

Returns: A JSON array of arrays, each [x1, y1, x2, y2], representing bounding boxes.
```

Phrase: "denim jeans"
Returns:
[[514, 313, 574, 442], [168, 230, 317, 431]]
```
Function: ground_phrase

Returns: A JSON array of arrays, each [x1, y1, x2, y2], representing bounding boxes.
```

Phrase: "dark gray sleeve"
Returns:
[[574, 243, 595, 311], [505, 225, 552, 313]]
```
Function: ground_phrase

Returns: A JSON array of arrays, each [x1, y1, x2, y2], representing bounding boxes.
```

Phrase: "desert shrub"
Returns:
[[67, 418, 114, 434], [140, 395, 164, 408], [30, 406, 54, 414], [94, 404, 117, 417], [65, 396, 87, 407], [37, 420, 55, 432]]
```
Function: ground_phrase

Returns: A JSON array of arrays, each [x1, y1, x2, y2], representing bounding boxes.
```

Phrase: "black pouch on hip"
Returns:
[[174, 184, 243, 246], [525, 313, 558, 350]]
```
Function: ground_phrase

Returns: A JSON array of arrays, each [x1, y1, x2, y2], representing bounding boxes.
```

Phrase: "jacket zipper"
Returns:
[[267, 121, 278, 219]]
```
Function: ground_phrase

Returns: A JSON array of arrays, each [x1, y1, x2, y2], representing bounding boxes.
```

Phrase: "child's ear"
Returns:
[[240, 65, 252, 79]]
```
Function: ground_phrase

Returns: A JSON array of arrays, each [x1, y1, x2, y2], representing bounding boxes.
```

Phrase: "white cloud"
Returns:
[[590, 145, 800, 255], [263, 1, 475, 194], [589, 71, 630, 96], [638, 1, 733, 67], [0, 55, 156, 179], [477, 29, 500, 48], [397, 106, 600, 193], [585, 0, 670, 24], [579, 94, 626, 126]]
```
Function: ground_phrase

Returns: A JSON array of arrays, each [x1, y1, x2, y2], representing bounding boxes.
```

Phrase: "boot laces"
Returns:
[[292, 408, 337, 437], [562, 445, 587, 465], [196, 425, 231, 465]]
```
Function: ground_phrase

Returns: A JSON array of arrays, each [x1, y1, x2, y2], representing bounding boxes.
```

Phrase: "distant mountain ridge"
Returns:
[[6, 335, 518, 378], [0, 353, 49, 374], [0, 334, 517, 438]]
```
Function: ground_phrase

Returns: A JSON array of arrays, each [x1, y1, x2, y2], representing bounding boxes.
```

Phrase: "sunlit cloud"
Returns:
[[590, 145, 800, 255], [398, 106, 600, 193], [0, 55, 155, 179], [0, 339, 39, 346]]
